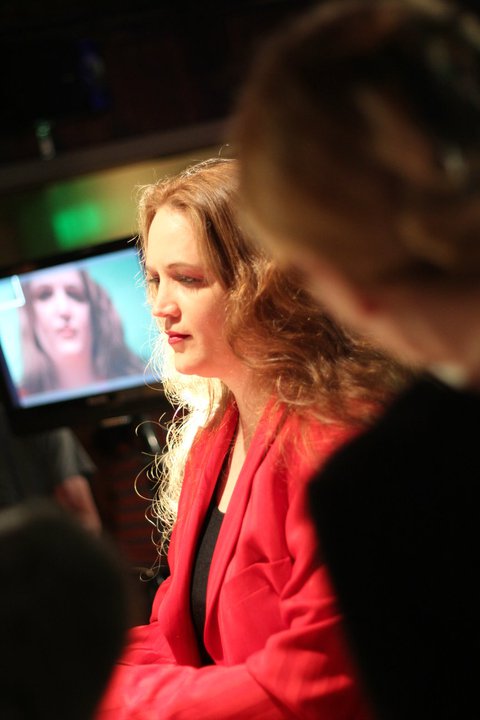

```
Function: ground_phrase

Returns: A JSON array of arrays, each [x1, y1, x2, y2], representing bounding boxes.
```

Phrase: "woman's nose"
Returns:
[[151, 289, 180, 319], [56, 289, 72, 315]]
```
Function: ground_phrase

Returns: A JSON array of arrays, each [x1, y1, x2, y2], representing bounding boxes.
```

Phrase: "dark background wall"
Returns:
[[0, 1, 314, 173], [0, 0, 316, 264]]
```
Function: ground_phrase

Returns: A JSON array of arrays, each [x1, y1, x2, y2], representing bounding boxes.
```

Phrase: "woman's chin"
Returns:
[[55, 343, 86, 357], [173, 359, 213, 379], [173, 360, 198, 376]]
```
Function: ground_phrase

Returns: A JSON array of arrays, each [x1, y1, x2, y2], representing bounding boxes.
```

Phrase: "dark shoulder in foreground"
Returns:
[[307, 375, 480, 720]]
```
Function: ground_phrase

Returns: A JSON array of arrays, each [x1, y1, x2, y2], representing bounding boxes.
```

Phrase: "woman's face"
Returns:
[[28, 269, 92, 360], [145, 205, 246, 385]]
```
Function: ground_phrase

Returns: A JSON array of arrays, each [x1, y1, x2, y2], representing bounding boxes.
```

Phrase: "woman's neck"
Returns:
[[228, 370, 268, 449], [56, 357, 97, 389], [216, 372, 268, 513], [420, 289, 480, 390], [379, 282, 480, 390]]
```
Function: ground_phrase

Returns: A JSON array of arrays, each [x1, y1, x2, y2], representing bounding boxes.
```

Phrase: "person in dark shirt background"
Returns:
[[0, 402, 101, 534]]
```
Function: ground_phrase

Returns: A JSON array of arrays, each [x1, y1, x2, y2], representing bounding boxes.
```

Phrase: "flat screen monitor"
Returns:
[[0, 237, 167, 433]]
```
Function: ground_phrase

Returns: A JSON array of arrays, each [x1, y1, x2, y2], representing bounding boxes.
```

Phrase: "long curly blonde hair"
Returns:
[[138, 158, 409, 554]]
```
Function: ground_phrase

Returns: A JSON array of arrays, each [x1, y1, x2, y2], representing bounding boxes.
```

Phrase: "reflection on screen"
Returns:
[[0, 246, 157, 410]]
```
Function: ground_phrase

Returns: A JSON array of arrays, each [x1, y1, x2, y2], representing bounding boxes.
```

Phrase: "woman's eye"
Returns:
[[66, 287, 86, 302], [145, 277, 159, 300], [32, 287, 52, 301], [176, 275, 203, 286]]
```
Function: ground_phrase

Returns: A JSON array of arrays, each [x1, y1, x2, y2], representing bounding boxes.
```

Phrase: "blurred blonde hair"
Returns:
[[234, 0, 480, 288]]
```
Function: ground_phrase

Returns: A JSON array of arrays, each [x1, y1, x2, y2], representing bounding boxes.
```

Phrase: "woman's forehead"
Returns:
[[146, 207, 203, 265], [29, 268, 83, 287]]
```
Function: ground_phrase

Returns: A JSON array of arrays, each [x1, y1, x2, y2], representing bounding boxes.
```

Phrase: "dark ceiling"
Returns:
[[0, 0, 316, 169]]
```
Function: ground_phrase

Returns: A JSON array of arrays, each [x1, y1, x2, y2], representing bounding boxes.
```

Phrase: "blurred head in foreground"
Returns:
[[235, 0, 480, 382], [0, 500, 129, 720]]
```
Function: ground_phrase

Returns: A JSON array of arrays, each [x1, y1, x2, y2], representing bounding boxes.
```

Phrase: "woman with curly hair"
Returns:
[[97, 157, 406, 719], [19, 267, 145, 394]]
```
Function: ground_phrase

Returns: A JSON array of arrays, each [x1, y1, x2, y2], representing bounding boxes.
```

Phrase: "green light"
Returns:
[[4, 145, 217, 259], [52, 203, 103, 248]]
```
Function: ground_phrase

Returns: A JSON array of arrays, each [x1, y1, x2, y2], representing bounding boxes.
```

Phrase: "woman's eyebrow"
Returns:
[[30, 283, 51, 293], [145, 262, 203, 273], [167, 262, 202, 270]]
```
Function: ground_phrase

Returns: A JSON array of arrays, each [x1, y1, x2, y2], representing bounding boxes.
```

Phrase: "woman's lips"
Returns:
[[167, 332, 190, 346], [57, 327, 76, 338]]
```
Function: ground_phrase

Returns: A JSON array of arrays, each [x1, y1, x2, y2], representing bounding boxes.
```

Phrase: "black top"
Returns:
[[309, 375, 480, 720], [190, 501, 224, 664]]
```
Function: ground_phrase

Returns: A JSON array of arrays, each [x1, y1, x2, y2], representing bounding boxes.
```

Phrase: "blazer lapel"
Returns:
[[161, 405, 239, 664], [174, 404, 240, 588], [205, 401, 287, 632]]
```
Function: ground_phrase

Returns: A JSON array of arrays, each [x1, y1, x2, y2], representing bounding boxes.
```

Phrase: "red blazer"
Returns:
[[97, 403, 372, 720]]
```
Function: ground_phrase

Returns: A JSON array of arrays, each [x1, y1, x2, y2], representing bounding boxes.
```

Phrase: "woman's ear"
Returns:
[[288, 248, 425, 363], [297, 253, 382, 332]]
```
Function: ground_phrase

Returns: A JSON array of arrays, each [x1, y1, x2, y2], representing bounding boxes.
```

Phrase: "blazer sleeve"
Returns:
[[245, 477, 370, 719]]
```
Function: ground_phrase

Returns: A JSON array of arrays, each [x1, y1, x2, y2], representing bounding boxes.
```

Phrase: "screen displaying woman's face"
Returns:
[[28, 270, 93, 362]]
